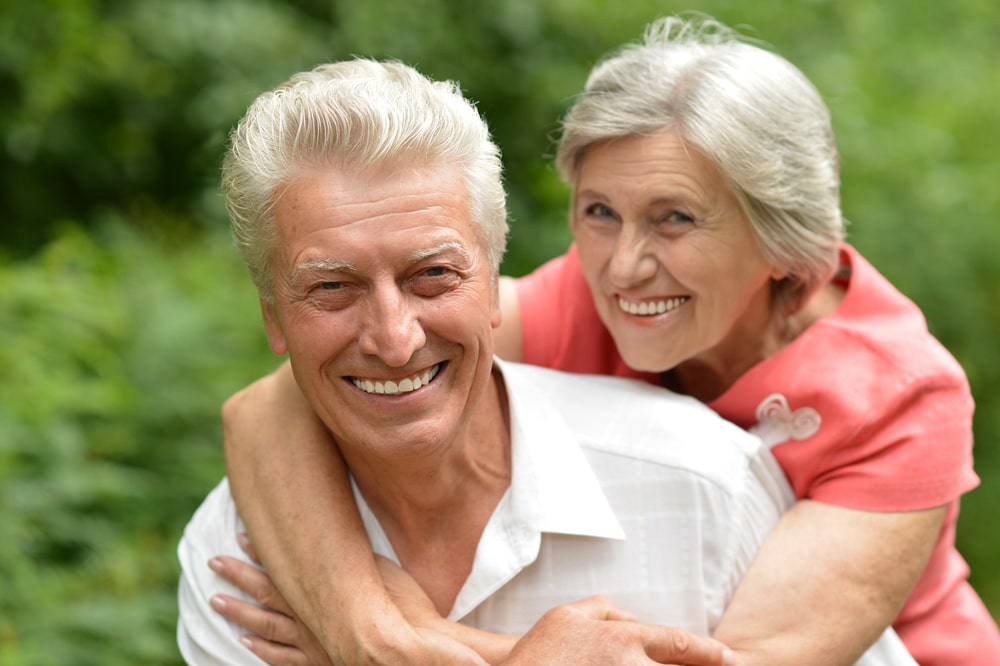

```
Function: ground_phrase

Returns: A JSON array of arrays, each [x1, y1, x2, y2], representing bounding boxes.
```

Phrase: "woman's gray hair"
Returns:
[[556, 15, 844, 311], [223, 59, 508, 302]]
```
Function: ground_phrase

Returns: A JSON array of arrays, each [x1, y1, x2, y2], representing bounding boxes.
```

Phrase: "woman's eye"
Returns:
[[659, 210, 695, 226], [585, 203, 615, 219]]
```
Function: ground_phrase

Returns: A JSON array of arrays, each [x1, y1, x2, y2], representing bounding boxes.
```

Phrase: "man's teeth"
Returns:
[[352, 364, 441, 395], [618, 296, 688, 316]]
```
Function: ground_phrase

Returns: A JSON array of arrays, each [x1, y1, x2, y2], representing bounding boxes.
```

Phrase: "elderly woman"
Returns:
[[208, 15, 999, 666]]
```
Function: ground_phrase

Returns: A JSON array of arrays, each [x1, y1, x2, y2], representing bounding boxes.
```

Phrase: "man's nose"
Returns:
[[358, 287, 427, 367], [608, 224, 657, 288]]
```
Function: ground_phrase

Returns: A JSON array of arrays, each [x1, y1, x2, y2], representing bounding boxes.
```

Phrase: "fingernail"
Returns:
[[240, 636, 254, 649], [210, 595, 227, 611], [237, 532, 251, 548], [208, 557, 224, 573], [723, 649, 736, 666]]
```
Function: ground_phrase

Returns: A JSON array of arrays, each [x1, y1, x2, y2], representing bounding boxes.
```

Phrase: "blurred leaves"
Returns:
[[0, 224, 276, 665], [1, 0, 998, 663]]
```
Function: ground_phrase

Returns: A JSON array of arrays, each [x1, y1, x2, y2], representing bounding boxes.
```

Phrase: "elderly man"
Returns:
[[176, 59, 914, 665]]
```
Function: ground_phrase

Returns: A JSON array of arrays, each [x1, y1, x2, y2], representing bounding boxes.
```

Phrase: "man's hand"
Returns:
[[504, 596, 734, 666]]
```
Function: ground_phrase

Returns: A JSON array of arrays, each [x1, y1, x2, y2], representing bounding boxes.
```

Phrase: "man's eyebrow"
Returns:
[[290, 259, 356, 289], [407, 242, 472, 264]]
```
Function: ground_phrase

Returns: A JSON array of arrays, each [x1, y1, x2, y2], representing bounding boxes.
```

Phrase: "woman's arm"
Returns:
[[223, 364, 941, 664], [493, 276, 523, 361], [210, 547, 733, 666], [713, 499, 945, 665], [211, 498, 936, 665], [205, 540, 490, 666], [222, 363, 436, 663]]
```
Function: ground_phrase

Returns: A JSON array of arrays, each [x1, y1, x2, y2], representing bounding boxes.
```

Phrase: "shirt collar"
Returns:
[[497, 358, 624, 540]]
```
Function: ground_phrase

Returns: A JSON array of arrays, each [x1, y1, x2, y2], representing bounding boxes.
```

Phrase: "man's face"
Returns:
[[262, 163, 501, 461]]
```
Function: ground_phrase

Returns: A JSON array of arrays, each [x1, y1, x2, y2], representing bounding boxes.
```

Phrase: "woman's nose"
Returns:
[[608, 225, 657, 287]]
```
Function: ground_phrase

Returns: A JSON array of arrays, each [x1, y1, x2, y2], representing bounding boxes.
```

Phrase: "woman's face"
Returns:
[[570, 129, 784, 375]]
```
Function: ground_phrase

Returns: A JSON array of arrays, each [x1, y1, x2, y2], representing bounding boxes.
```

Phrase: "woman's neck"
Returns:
[[665, 280, 846, 403]]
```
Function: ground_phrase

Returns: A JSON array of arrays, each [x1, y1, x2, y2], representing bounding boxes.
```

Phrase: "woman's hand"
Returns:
[[210, 536, 491, 665], [212, 537, 733, 666], [373, 555, 447, 630], [505, 596, 733, 666], [208, 534, 333, 666]]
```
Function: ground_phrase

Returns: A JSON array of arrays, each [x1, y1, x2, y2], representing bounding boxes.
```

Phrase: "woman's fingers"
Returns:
[[211, 593, 299, 645], [208, 552, 334, 665], [237, 531, 262, 564], [210, 555, 295, 616], [238, 634, 316, 666]]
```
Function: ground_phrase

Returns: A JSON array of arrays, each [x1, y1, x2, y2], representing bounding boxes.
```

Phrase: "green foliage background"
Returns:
[[1, 1, 997, 663]]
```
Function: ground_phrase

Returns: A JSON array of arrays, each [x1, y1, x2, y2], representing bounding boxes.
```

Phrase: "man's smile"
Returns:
[[349, 363, 443, 395]]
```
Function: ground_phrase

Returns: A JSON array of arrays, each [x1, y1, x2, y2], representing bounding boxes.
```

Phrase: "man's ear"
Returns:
[[490, 272, 503, 329], [260, 297, 288, 356]]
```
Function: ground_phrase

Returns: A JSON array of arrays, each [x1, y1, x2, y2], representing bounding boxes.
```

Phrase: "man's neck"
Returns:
[[346, 367, 512, 615]]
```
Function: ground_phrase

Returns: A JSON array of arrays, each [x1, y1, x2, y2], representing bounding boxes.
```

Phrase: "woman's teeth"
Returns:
[[618, 296, 688, 316], [351, 364, 441, 395]]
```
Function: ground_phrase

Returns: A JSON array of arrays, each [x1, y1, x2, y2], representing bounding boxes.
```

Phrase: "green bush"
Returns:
[[0, 224, 276, 665]]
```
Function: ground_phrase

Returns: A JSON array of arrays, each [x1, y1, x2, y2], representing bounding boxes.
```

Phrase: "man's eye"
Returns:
[[319, 281, 343, 290], [411, 266, 459, 297]]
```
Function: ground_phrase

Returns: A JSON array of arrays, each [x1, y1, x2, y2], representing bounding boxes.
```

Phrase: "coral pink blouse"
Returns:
[[515, 242, 999, 665]]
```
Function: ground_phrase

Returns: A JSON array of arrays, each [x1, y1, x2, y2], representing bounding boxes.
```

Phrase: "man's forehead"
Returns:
[[275, 162, 487, 269]]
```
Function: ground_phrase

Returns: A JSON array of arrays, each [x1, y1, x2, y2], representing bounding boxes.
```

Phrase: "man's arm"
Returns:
[[713, 499, 942, 665]]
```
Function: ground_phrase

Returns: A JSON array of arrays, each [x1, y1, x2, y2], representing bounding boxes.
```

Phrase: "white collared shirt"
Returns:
[[177, 360, 915, 664]]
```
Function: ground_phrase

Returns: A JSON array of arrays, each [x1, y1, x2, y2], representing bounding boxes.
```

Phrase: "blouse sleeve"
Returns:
[[513, 248, 580, 369], [806, 372, 978, 511]]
